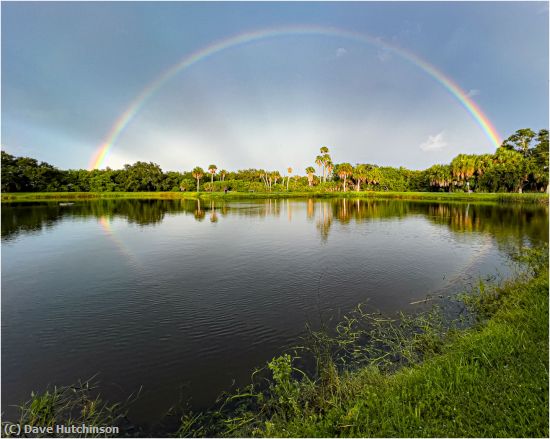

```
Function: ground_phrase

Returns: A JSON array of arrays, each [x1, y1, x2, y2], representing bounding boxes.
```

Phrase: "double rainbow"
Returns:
[[89, 25, 501, 170]]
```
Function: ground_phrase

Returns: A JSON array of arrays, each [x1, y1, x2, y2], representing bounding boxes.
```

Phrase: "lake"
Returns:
[[1, 198, 548, 425]]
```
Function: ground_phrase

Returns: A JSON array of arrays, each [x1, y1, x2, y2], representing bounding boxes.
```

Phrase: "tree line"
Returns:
[[1, 128, 547, 194]]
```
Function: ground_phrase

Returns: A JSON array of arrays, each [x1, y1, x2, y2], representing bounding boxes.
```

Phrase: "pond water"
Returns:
[[2, 198, 548, 425]]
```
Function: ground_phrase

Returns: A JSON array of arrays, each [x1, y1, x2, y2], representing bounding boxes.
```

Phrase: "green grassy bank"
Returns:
[[2, 190, 548, 204], [4, 247, 548, 437]]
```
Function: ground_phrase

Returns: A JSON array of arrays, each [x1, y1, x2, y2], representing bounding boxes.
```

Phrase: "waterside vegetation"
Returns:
[[2, 190, 547, 205]]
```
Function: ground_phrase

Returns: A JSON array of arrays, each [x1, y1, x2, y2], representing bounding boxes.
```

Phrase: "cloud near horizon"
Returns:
[[419, 132, 448, 152]]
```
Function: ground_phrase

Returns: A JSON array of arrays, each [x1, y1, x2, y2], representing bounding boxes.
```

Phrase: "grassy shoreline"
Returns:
[[2, 190, 548, 204], [253, 263, 549, 437], [175, 248, 548, 438], [4, 248, 548, 437]]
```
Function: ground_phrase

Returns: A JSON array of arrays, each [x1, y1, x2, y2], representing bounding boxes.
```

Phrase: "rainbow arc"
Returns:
[[89, 25, 501, 170]]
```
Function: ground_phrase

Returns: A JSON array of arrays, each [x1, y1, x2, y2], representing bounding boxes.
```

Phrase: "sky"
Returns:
[[1, 1, 548, 173]]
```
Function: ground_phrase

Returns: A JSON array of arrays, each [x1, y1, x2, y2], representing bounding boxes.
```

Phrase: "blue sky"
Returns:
[[2, 2, 548, 172]]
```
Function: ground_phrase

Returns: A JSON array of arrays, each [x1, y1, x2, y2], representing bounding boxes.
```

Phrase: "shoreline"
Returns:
[[2, 190, 548, 204]]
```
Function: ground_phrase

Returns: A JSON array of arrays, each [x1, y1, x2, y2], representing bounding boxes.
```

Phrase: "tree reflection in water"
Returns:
[[2, 198, 547, 249]]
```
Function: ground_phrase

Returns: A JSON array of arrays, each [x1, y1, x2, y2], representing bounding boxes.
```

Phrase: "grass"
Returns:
[[1, 190, 548, 204], [3, 248, 548, 437], [1, 378, 140, 437]]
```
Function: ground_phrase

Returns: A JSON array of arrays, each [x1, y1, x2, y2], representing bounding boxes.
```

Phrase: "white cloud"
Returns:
[[336, 47, 347, 57], [466, 88, 480, 98], [420, 132, 448, 152]]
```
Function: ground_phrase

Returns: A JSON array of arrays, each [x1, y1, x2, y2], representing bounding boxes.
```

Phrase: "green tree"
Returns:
[[179, 178, 195, 191], [121, 161, 163, 191], [492, 147, 525, 192], [531, 129, 549, 192], [502, 128, 536, 158], [305, 166, 316, 187], [353, 164, 368, 191], [286, 167, 293, 191], [450, 154, 477, 191], [425, 164, 451, 192], [325, 160, 334, 181], [316, 146, 332, 183], [365, 165, 382, 188], [208, 164, 217, 191], [192, 166, 204, 192], [336, 163, 353, 192]]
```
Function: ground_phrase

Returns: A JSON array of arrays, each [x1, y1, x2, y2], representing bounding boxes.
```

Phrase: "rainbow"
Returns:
[[99, 216, 139, 266], [89, 25, 501, 170]]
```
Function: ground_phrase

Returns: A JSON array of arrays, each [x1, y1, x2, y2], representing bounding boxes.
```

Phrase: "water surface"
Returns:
[[2, 198, 547, 424]]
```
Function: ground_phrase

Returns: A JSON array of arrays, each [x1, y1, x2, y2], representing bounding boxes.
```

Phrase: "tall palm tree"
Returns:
[[316, 147, 332, 183], [208, 164, 217, 191], [305, 166, 316, 187], [272, 171, 281, 186], [336, 163, 353, 192], [325, 160, 334, 181], [192, 166, 204, 192], [315, 155, 324, 178], [259, 169, 268, 190], [287, 167, 293, 190], [321, 153, 332, 182], [353, 164, 368, 191]]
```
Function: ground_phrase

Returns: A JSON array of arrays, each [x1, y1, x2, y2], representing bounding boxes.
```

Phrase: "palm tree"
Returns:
[[426, 164, 451, 191], [219, 169, 228, 182], [259, 169, 269, 190], [305, 166, 316, 187], [208, 164, 217, 191], [321, 154, 332, 182], [192, 166, 204, 192], [315, 155, 324, 178], [353, 164, 368, 191], [451, 154, 478, 191], [450, 154, 465, 187], [287, 167, 293, 190], [313, 147, 332, 183], [325, 160, 334, 181], [272, 171, 281, 187], [336, 163, 353, 192]]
